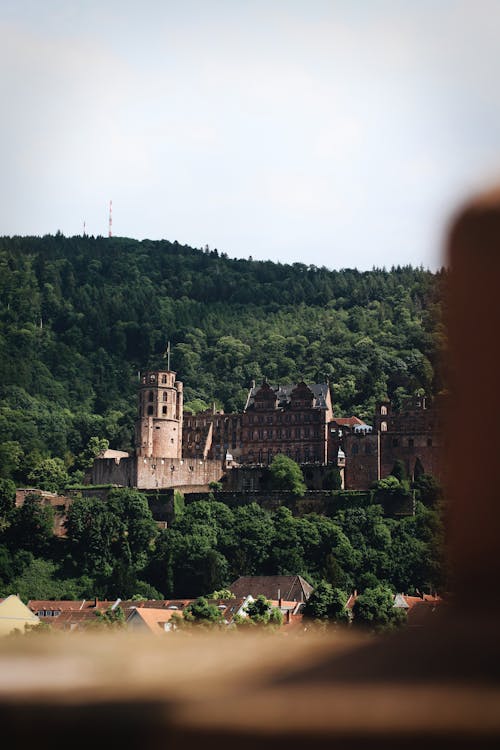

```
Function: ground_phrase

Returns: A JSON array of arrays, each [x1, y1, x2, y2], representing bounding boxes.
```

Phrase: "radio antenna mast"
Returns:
[[108, 199, 113, 237]]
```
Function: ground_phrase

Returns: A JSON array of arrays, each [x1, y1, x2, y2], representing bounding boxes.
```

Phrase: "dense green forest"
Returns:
[[0, 234, 446, 486], [0, 483, 444, 604]]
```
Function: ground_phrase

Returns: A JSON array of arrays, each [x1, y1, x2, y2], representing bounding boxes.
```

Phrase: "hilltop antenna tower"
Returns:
[[108, 199, 113, 238]]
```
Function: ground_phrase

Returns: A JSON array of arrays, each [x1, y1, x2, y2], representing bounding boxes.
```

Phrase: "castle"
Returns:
[[89, 368, 444, 491]]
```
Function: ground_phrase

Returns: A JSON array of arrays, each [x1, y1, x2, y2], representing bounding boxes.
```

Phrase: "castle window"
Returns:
[[381, 405, 388, 416], [148, 391, 154, 402], [352, 444, 359, 455], [408, 438, 414, 448], [427, 438, 433, 447], [163, 393, 168, 401], [365, 444, 372, 454], [162, 406, 167, 415], [381, 421, 387, 432], [147, 406, 154, 415], [392, 438, 399, 447], [161, 375, 167, 384]]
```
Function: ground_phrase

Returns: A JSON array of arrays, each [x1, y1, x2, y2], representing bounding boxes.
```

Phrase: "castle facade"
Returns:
[[89, 369, 444, 491]]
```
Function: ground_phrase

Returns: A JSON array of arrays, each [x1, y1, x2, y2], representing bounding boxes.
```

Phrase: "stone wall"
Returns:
[[89, 455, 225, 491], [183, 490, 374, 516], [136, 456, 225, 490], [379, 433, 444, 484], [15, 489, 74, 537], [224, 463, 336, 493], [343, 433, 380, 490], [89, 456, 137, 486]]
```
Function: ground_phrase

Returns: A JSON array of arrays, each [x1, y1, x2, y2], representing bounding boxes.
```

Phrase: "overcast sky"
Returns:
[[1, 0, 499, 270]]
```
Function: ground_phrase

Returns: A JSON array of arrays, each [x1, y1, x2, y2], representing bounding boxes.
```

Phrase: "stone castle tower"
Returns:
[[135, 370, 183, 459]]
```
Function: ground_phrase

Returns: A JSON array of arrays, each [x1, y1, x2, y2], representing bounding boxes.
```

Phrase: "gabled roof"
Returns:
[[245, 383, 330, 411], [126, 607, 183, 635], [332, 416, 366, 427], [229, 576, 313, 602], [0, 595, 40, 636], [393, 594, 443, 627], [208, 597, 250, 624]]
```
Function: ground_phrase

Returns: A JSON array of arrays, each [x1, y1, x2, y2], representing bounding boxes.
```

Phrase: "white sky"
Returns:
[[1, 0, 499, 270]]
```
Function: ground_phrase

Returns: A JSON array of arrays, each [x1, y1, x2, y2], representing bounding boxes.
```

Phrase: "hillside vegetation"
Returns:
[[0, 234, 446, 484]]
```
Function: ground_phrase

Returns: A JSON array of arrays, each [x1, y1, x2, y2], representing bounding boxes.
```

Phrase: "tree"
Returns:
[[27, 457, 69, 493], [65, 489, 158, 596], [207, 588, 235, 599], [0, 441, 23, 481], [1, 557, 75, 600], [0, 479, 15, 533], [92, 605, 126, 629], [268, 454, 306, 497], [322, 466, 342, 490], [183, 596, 224, 628], [352, 586, 406, 632], [65, 496, 124, 578], [238, 595, 283, 628], [75, 436, 109, 471], [413, 473, 442, 507], [10, 494, 54, 554], [107, 488, 158, 570], [390, 459, 407, 482], [303, 581, 349, 623]]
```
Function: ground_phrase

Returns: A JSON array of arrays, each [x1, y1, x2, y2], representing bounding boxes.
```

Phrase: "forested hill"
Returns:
[[0, 234, 446, 481]]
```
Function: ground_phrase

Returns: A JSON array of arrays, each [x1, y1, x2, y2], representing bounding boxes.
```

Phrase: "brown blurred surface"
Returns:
[[2, 191, 500, 748]]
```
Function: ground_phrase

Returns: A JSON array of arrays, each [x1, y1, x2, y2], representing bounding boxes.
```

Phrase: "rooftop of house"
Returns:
[[230, 575, 314, 602], [331, 416, 366, 427], [126, 607, 184, 635]]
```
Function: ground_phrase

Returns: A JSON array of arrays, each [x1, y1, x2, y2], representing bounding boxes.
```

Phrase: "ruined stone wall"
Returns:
[[88, 456, 137, 487], [135, 456, 224, 490], [379, 433, 444, 483], [89, 455, 225, 491], [343, 433, 380, 490], [224, 464, 335, 492]]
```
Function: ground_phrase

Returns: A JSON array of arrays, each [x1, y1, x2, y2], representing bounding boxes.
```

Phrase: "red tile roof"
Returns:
[[229, 576, 313, 602], [332, 417, 365, 427], [126, 607, 183, 634]]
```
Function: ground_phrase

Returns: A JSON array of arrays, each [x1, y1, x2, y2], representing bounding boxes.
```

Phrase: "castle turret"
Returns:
[[135, 370, 183, 459]]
